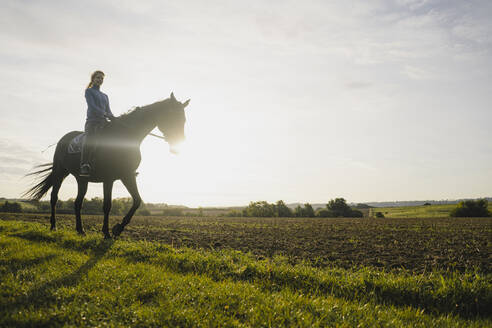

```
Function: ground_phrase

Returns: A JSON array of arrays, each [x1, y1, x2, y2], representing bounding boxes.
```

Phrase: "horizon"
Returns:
[[2, 195, 491, 209], [1, 1, 491, 207]]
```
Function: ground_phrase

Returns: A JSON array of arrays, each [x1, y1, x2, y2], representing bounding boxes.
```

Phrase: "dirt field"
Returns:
[[1, 213, 490, 273]]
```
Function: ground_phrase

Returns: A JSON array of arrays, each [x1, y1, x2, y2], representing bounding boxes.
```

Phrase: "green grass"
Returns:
[[1, 220, 491, 327], [371, 204, 492, 218]]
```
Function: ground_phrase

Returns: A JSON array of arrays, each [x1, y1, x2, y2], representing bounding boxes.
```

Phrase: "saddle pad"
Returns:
[[67, 133, 85, 154]]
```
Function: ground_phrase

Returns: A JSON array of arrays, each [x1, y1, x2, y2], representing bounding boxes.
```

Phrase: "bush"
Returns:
[[316, 209, 335, 217], [350, 209, 364, 217], [0, 201, 22, 213], [375, 212, 385, 218], [450, 199, 491, 217], [323, 198, 363, 218]]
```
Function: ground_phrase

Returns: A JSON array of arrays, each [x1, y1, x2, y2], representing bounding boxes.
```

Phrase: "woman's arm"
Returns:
[[104, 94, 115, 119]]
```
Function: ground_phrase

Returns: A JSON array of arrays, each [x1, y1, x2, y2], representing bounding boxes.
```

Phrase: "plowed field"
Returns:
[[2, 213, 490, 273]]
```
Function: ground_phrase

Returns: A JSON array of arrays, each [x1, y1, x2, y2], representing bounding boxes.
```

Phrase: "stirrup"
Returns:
[[80, 164, 91, 177]]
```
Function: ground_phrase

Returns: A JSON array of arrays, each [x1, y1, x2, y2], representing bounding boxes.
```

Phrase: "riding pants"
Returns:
[[80, 121, 105, 167]]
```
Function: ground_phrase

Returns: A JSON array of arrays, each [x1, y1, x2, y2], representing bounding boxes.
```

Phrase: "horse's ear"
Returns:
[[170, 92, 176, 101], [183, 99, 190, 108]]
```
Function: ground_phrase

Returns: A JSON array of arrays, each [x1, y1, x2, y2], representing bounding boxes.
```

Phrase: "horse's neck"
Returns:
[[118, 105, 160, 143]]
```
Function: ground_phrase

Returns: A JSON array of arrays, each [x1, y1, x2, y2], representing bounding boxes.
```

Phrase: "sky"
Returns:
[[0, 0, 491, 207]]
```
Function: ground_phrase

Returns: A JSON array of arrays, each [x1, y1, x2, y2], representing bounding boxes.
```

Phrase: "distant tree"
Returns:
[[375, 211, 385, 218], [326, 198, 351, 217], [450, 199, 491, 217], [81, 197, 103, 214], [294, 205, 303, 217], [295, 203, 315, 217], [303, 203, 315, 217], [243, 201, 276, 217], [325, 198, 363, 217], [423, 202, 431, 206], [0, 201, 22, 213], [62, 199, 75, 212], [38, 202, 50, 212], [275, 200, 292, 217], [112, 198, 134, 215]]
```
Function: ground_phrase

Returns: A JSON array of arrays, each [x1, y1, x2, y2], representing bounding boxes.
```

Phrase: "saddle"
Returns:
[[68, 121, 108, 155], [67, 133, 85, 154]]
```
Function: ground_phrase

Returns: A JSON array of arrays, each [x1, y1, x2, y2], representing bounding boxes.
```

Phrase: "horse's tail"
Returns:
[[23, 163, 54, 200]]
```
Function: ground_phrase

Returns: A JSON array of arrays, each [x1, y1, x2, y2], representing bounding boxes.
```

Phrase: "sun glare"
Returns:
[[137, 113, 249, 207]]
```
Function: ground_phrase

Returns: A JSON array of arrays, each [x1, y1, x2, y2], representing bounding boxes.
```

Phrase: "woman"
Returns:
[[80, 70, 115, 177]]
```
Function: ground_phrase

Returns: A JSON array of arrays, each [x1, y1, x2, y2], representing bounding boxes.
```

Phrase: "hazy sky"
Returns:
[[1, 0, 491, 206]]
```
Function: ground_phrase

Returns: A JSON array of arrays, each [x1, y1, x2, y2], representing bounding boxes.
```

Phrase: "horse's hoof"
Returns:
[[77, 229, 86, 236], [112, 223, 123, 237], [103, 233, 112, 240], [50, 225, 56, 231]]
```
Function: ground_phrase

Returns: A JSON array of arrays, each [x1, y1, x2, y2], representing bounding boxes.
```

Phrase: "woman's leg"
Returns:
[[80, 122, 98, 175]]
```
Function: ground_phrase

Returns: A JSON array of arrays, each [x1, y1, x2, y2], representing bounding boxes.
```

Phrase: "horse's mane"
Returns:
[[118, 106, 145, 119], [117, 98, 171, 120]]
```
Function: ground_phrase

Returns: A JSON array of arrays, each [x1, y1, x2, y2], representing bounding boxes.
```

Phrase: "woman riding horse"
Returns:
[[25, 84, 190, 238], [80, 70, 115, 177]]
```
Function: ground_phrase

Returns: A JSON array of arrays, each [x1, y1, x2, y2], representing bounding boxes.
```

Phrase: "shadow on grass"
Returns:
[[4, 225, 490, 320], [11, 230, 105, 254], [0, 255, 58, 276], [121, 252, 491, 320], [0, 239, 114, 327]]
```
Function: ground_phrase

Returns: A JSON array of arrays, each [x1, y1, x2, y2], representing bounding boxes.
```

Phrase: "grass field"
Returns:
[[2, 212, 490, 273], [1, 215, 491, 327], [370, 203, 492, 218]]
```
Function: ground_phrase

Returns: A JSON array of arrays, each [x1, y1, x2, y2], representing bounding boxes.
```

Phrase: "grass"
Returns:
[[370, 204, 492, 218], [1, 219, 491, 327], [3, 212, 490, 273]]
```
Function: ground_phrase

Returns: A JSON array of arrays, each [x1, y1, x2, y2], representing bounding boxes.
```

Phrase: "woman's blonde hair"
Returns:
[[87, 70, 105, 88]]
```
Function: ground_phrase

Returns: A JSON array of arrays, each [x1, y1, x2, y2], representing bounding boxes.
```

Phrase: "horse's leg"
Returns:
[[49, 168, 69, 231], [74, 178, 88, 235], [102, 180, 113, 239], [112, 174, 141, 237]]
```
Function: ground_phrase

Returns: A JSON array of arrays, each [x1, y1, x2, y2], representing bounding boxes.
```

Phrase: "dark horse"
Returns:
[[25, 92, 189, 238]]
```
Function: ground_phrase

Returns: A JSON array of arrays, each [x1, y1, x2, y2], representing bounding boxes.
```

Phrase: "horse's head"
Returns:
[[157, 92, 190, 154]]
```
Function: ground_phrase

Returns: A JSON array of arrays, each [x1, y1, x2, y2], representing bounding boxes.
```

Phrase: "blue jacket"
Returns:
[[85, 85, 114, 123]]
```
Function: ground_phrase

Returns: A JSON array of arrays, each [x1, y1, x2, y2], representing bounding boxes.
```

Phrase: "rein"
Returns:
[[149, 132, 166, 140], [116, 106, 168, 141], [111, 117, 167, 141]]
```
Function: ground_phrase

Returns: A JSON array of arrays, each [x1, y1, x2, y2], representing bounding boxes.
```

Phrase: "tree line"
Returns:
[[226, 198, 363, 218], [0, 198, 151, 216], [1, 198, 489, 218]]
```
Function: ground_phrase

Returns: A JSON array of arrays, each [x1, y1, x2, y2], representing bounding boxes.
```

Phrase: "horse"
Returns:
[[24, 92, 190, 238]]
